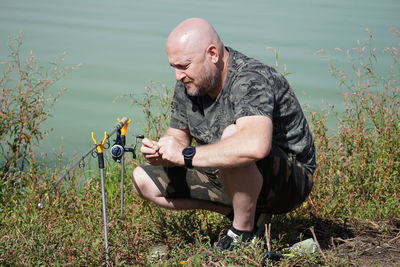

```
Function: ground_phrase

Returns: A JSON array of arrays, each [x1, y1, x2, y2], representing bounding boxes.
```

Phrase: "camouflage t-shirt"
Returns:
[[170, 47, 316, 173]]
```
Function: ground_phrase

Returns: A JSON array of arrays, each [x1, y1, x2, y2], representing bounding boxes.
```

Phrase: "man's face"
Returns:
[[167, 48, 221, 97]]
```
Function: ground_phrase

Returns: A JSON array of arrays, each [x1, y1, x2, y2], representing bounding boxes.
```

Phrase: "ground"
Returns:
[[283, 217, 400, 266], [158, 216, 400, 266], [332, 218, 400, 266]]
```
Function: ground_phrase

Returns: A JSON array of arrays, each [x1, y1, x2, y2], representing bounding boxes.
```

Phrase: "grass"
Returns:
[[0, 29, 399, 266]]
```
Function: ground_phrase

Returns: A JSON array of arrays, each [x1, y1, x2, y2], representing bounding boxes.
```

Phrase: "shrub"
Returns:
[[0, 34, 77, 178], [123, 81, 173, 140], [308, 28, 399, 218]]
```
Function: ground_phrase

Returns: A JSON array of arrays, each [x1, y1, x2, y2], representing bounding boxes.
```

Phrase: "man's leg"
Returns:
[[218, 124, 263, 232], [219, 164, 263, 232], [132, 166, 231, 215]]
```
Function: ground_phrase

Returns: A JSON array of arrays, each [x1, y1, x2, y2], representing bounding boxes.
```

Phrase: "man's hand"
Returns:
[[156, 135, 186, 166], [140, 138, 167, 166], [140, 128, 191, 167], [140, 136, 187, 166]]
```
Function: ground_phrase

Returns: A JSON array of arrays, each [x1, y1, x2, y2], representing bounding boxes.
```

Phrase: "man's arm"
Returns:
[[194, 115, 272, 168], [163, 127, 192, 147], [156, 115, 272, 168]]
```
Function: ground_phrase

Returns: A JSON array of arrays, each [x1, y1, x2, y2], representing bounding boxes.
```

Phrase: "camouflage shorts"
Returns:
[[140, 144, 314, 214]]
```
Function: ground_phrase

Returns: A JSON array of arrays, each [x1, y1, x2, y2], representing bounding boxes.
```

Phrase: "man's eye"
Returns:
[[171, 63, 190, 70]]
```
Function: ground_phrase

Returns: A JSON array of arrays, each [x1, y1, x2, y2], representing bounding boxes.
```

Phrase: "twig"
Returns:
[[366, 219, 380, 230], [330, 237, 337, 250], [333, 237, 355, 244], [388, 234, 400, 244], [224, 254, 260, 266], [265, 223, 271, 252], [309, 226, 327, 260]]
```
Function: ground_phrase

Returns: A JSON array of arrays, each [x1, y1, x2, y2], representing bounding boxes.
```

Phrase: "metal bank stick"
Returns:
[[91, 131, 110, 264]]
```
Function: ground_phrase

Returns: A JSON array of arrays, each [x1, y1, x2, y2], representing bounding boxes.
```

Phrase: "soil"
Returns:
[[268, 215, 400, 266], [293, 217, 400, 266], [330, 218, 400, 266]]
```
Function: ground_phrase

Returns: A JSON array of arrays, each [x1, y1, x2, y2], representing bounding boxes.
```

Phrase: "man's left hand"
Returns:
[[156, 136, 186, 166]]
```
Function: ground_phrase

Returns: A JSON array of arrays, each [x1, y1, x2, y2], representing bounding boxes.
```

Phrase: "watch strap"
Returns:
[[184, 157, 193, 168]]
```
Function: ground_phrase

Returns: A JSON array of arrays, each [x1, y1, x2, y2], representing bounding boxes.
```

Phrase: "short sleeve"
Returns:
[[232, 71, 275, 121], [170, 82, 189, 129]]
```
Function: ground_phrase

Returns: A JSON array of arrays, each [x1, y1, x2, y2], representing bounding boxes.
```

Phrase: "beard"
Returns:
[[186, 66, 221, 97]]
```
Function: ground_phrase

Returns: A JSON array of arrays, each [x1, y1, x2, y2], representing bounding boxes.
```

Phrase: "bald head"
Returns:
[[166, 18, 229, 98], [166, 18, 223, 56]]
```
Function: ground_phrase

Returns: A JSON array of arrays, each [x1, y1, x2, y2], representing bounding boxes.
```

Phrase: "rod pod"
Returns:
[[38, 117, 130, 209]]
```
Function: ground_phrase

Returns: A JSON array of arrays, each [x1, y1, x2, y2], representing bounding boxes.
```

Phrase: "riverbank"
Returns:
[[1, 30, 399, 266]]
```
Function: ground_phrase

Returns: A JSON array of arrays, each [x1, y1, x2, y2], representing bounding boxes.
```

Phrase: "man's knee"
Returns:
[[132, 166, 152, 200]]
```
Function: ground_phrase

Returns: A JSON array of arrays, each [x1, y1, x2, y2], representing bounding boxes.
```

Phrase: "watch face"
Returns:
[[183, 146, 196, 157]]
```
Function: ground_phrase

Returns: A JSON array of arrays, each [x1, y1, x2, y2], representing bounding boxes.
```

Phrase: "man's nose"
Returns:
[[175, 69, 186, 81]]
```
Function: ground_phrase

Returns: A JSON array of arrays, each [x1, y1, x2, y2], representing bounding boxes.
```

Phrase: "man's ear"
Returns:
[[206, 45, 219, 64]]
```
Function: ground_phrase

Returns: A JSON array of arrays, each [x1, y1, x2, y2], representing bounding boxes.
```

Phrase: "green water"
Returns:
[[0, 0, 399, 156]]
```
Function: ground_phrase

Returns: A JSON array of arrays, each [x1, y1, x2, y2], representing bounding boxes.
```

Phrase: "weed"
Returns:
[[0, 34, 77, 177], [309, 28, 399, 219], [121, 81, 173, 141]]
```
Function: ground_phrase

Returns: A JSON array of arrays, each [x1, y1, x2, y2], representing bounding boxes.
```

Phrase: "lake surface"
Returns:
[[0, 0, 399, 157]]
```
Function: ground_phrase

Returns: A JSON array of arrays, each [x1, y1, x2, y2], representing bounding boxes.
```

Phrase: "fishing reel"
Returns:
[[110, 130, 143, 163]]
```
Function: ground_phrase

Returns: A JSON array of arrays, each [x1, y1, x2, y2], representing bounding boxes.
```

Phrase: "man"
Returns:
[[132, 18, 316, 250]]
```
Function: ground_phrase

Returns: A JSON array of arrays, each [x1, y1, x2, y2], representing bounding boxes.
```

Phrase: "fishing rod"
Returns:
[[38, 117, 130, 209]]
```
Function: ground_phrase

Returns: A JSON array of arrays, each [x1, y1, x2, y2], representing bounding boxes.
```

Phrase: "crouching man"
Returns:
[[132, 17, 316, 250]]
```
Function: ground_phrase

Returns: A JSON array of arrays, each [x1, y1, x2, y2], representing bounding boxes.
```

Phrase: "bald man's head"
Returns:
[[166, 18, 228, 98], [166, 18, 223, 55]]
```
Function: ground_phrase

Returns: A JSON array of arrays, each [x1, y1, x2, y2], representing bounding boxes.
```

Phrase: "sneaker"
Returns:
[[225, 211, 272, 238], [215, 228, 256, 251]]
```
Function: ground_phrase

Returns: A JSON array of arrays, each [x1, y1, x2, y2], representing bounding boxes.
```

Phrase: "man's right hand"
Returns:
[[140, 138, 168, 166], [141, 138, 160, 157]]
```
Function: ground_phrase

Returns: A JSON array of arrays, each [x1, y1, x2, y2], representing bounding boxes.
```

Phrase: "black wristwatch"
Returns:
[[182, 146, 196, 169]]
